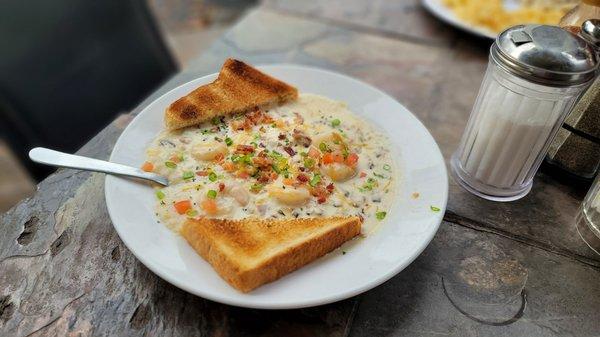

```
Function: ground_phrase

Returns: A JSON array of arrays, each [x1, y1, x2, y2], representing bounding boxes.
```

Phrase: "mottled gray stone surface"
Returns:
[[1, 4, 598, 337]]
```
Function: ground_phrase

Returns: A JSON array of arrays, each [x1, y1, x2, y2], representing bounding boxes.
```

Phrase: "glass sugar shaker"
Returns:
[[451, 24, 598, 202]]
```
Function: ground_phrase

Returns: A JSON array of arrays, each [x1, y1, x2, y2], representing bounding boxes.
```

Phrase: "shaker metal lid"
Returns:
[[492, 24, 598, 86]]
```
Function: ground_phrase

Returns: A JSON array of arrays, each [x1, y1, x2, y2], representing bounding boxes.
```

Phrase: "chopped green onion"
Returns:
[[207, 190, 217, 199], [331, 119, 341, 127], [373, 172, 387, 179], [186, 209, 198, 217], [341, 145, 349, 158], [300, 151, 307, 157], [304, 158, 315, 169], [383, 164, 391, 171], [376, 211, 387, 220], [430, 206, 441, 212], [165, 161, 177, 169], [155, 190, 165, 200], [359, 178, 378, 192], [250, 183, 263, 193], [250, 141, 258, 147], [253, 133, 260, 141], [182, 171, 194, 180], [309, 173, 321, 187], [208, 172, 218, 182], [225, 137, 233, 146], [319, 142, 330, 152]]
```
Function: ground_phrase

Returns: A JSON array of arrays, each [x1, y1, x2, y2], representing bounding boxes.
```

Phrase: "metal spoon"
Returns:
[[29, 147, 169, 186]]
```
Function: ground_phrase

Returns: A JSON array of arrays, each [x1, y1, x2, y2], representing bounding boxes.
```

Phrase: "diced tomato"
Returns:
[[359, 172, 367, 178], [317, 196, 327, 204], [201, 199, 218, 215], [283, 178, 295, 185], [308, 147, 320, 159], [141, 162, 154, 172], [322, 153, 334, 164], [174, 200, 192, 215], [332, 153, 344, 163], [170, 155, 182, 163], [222, 162, 236, 172], [270, 171, 279, 180], [196, 170, 209, 176], [297, 173, 309, 183], [237, 171, 250, 179], [219, 183, 225, 192], [326, 183, 335, 192], [346, 153, 359, 167]]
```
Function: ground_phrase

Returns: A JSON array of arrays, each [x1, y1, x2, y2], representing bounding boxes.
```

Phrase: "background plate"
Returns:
[[105, 64, 448, 309]]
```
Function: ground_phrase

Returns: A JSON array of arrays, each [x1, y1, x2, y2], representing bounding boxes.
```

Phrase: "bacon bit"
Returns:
[[237, 171, 250, 179], [270, 171, 279, 180], [201, 199, 218, 215], [196, 170, 209, 176], [222, 162, 236, 172], [297, 173, 309, 183], [283, 146, 296, 157], [235, 144, 255, 154], [219, 183, 225, 192], [141, 162, 154, 172], [230, 118, 252, 131], [247, 107, 274, 125], [169, 155, 182, 163], [359, 172, 367, 178], [214, 153, 225, 162], [283, 178, 295, 185], [252, 155, 273, 169], [257, 172, 272, 183], [326, 183, 335, 192], [292, 129, 312, 147], [412, 192, 420, 199], [317, 196, 327, 204], [308, 147, 320, 159], [278, 133, 287, 140], [293, 112, 304, 124]]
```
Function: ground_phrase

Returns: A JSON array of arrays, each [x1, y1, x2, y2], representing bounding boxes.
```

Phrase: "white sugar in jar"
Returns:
[[451, 25, 598, 201]]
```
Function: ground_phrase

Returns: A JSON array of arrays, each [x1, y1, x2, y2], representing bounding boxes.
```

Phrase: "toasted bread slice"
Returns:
[[165, 58, 298, 130], [181, 216, 361, 292]]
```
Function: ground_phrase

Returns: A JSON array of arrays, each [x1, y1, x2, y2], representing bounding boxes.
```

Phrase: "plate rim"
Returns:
[[422, 0, 497, 40], [105, 63, 448, 309]]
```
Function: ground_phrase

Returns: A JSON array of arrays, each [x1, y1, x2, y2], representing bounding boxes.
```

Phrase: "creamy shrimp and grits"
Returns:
[[142, 94, 397, 233]]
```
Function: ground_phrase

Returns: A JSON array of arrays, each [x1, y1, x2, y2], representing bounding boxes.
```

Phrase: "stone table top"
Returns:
[[1, 2, 599, 336]]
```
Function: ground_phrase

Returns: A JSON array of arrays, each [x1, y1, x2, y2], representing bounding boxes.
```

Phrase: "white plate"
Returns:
[[105, 65, 448, 309], [422, 0, 496, 40]]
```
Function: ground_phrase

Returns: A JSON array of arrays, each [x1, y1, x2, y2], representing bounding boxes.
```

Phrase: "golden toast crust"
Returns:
[[165, 58, 298, 130], [181, 217, 362, 292]]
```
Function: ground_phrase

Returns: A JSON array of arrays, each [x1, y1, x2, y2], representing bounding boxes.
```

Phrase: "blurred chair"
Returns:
[[0, 0, 177, 180]]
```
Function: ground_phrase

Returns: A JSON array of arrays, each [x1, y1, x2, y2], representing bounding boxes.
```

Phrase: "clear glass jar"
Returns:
[[451, 58, 589, 201], [576, 173, 600, 254]]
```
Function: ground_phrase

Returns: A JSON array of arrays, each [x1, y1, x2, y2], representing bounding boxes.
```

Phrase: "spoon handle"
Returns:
[[28, 147, 168, 186]]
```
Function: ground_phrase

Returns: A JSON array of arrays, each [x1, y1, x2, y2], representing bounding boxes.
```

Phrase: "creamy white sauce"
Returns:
[[145, 94, 397, 234]]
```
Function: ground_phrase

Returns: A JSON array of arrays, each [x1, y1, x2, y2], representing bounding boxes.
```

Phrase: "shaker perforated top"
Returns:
[[492, 24, 598, 86]]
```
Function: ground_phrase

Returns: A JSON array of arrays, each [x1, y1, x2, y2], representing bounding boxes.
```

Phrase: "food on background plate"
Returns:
[[182, 216, 361, 292], [144, 59, 397, 291], [443, 0, 576, 34]]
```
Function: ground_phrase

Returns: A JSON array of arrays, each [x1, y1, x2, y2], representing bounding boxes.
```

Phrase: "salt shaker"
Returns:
[[451, 25, 598, 201]]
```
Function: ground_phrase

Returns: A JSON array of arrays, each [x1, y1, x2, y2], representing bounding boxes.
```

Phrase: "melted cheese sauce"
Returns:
[[146, 94, 397, 234]]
